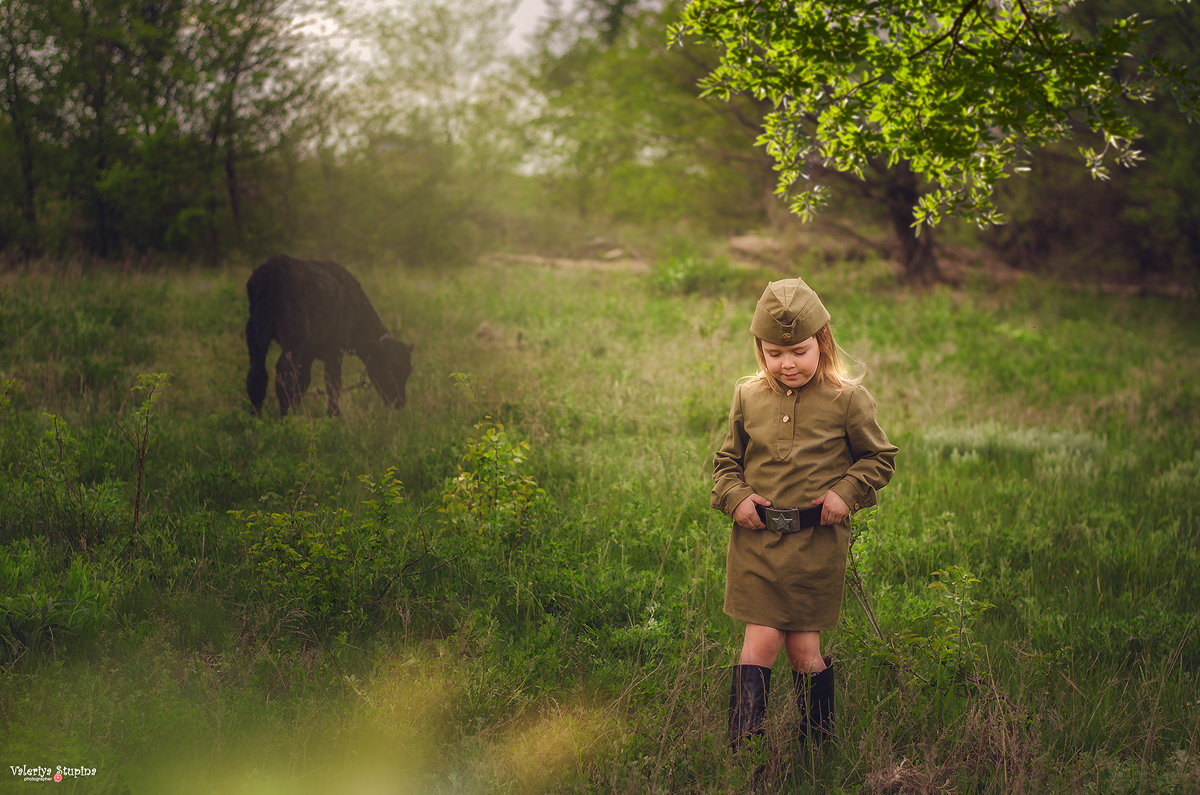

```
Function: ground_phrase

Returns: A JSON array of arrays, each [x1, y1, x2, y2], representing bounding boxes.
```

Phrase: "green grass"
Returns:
[[0, 255, 1197, 793]]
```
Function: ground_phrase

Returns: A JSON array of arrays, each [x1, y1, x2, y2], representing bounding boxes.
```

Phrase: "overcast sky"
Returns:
[[508, 0, 548, 51]]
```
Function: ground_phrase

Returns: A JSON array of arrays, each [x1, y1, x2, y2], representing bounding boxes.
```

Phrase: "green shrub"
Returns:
[[0, 538, 112, 661], [648, 254, 739, 296], [441, 419, 547, 552], [24, 413, 127, 545], [231, 468, 424, 641]]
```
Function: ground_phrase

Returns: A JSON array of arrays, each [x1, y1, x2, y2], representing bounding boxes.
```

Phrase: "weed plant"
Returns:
[[0, 257, 1197, 793]]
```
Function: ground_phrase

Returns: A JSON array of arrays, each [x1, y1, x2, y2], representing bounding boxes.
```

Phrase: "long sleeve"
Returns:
[[827, 386, 897, 513], [712, 383, 756, 516]]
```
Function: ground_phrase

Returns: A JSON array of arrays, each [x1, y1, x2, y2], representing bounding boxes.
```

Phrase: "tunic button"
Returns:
[[782, 415, 790, 423], [786, 389, 793, 396]]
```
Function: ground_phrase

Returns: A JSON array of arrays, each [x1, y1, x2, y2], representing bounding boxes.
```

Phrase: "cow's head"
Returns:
[[364, 335, 414, 408]]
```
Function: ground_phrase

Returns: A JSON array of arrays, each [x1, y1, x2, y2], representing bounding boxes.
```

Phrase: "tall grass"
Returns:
[[0, 256, 1197, 792]]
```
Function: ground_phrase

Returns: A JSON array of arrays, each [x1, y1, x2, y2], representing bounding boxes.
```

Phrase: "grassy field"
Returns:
[[1, 254, 1198, 793]]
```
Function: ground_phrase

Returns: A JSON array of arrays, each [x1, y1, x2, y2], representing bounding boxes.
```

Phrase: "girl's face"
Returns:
[[761, 336, 820, 388]]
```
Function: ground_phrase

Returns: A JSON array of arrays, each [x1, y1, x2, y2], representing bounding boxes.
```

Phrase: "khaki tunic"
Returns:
[[712, 377, 897, 631]]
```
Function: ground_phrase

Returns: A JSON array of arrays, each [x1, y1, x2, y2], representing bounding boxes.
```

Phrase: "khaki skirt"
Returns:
[[723, 521, 851, 632]]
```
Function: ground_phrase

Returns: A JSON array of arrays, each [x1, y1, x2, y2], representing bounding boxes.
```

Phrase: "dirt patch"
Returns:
[[489, 253, 650, 274]]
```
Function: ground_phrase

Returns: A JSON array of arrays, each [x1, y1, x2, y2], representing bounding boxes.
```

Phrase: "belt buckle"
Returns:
[[760, 505, 821, 532], [763, 506, 800, 533]]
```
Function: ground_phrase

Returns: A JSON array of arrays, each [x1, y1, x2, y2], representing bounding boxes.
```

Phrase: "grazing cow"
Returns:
[[245, 255, 413, 416]]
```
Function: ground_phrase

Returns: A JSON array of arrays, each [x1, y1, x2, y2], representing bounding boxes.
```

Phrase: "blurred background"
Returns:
[[1, 0, 1195, 291]]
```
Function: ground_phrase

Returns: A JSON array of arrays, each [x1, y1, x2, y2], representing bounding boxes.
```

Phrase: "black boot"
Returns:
[[727, 664, 772, 751], [793, 656, 834, 748]]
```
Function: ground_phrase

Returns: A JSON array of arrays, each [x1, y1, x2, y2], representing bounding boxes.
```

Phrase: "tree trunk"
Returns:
[[883, 168, 943, 284], [224, 124, 242, 236], [4, 64, 39, 252]]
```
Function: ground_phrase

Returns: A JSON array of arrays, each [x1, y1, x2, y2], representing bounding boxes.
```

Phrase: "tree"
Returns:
[[345, 0, 518, 146], [181, 0, 338, 257], [986, 1, 1200, 280], [299, 0, 525, 266], [527, 1, 777, 237], [0, 0, 337, 262], [0, 0, 54, 254], [57, 0, 194, 257], [671, 0, 1200, 282]]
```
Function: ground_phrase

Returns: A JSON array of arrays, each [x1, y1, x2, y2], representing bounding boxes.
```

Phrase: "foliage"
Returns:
[[305, 0, 524, 267], [230, 468, 421, 639], [985, 1, 1200, 277], [442, 419, 546, 537], [343, 0, 518, 147], [0, 538, 113, 663], [23, 413, 127, 546], [118, 372, 170, 534], [1, 261, 1198, 791], [0, 0, 531, 265], [670, 0, 1200, 231], [649, 253, 739, 296], [847, 518, 995, 691], [0, 0, 337, 259], [3, 0, 1199, 285], [527, 1, 773, 233], [921, 566, 993, 677]]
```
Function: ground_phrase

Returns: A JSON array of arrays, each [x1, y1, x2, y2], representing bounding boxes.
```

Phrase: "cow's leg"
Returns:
[[323, 354, 343, 416], [245, 318, 271, 415], [275, 351, 309, 416]]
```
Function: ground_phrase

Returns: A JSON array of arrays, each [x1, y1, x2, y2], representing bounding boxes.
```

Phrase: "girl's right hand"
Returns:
[[734, 494, 772, 530]]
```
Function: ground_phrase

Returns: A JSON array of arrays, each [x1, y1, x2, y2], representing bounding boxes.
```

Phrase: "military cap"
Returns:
[[749, 277, 830, 345]]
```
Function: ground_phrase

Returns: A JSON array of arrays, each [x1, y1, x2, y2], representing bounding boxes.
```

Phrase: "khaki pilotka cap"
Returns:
[[749, 278, 830, 345]]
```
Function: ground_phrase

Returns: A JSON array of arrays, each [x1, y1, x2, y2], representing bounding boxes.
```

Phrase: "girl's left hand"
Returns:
[[812, 491, 850, 526]]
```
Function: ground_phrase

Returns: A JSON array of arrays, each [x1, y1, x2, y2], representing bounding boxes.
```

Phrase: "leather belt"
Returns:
[[756, 504, 824, 532]]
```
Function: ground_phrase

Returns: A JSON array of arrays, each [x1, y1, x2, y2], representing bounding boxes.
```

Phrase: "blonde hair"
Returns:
[[752, 323, 862, 395]]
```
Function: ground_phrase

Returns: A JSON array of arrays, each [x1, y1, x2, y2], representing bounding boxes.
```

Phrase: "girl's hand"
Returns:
[[734, 494, 771, 529], [812, 491, 850, 526]]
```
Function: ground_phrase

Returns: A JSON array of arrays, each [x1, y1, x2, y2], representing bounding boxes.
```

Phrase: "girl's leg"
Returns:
[[785, 631, 834, 747], [728, 623, 783, 750], [739, 623, 786, 666], [784, 631, 827, 672]]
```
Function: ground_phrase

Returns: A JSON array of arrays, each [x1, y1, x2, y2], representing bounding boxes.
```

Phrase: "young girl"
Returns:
[[713, 277, 897, 751]]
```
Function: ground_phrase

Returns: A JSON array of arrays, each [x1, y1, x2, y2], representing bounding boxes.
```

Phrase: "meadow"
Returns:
[[1, 253, 1197, 793]]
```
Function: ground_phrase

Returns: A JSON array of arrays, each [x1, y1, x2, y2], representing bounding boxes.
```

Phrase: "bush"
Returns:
[[648, 253, 743, 296], [441, 419, 547, 548], [231, 468, 431, 641], [0, 538, 113, 661]]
